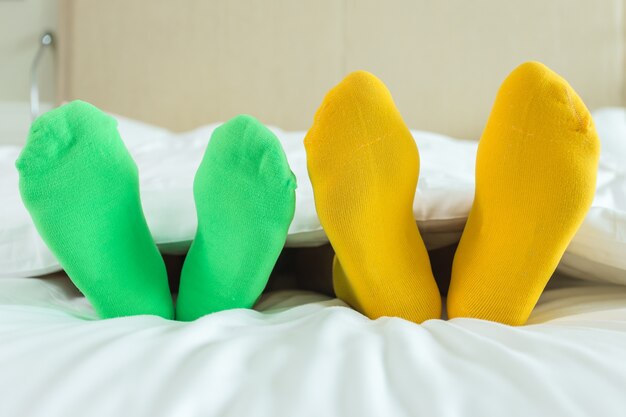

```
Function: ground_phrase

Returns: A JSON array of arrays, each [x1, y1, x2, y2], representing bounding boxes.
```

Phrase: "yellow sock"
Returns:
[[304, 71, 441, 323], [448, 62, 600, 325]]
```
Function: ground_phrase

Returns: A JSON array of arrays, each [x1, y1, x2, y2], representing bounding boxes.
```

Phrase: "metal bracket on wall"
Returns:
[[30, 31, 54, 120]]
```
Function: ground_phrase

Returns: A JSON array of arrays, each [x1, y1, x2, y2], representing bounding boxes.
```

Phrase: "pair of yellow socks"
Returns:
[[304, 62, 600, 326]]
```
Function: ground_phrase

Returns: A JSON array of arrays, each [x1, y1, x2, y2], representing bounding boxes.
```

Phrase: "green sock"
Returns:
[[176, 115, 296, 321], [16, 101, 174, 319]]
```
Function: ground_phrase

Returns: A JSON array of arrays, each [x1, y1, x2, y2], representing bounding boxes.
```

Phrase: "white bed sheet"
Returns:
[[1, 275, 626, 417]]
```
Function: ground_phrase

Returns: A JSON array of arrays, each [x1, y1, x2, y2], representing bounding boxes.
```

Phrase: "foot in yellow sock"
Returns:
[[448, 62, 600, 325], [304, 71, 441, 323]]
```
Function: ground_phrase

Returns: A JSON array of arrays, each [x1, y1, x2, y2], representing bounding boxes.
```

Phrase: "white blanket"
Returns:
[[1, 275, 625, 417]]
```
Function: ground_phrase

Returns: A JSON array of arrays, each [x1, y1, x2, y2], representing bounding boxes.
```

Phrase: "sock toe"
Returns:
[[208, 114, 296, 188], [325, 70, 391, 108], [307, 71, 396, 147], [499, 61, 593, 134], [17, 100, 117, 177]]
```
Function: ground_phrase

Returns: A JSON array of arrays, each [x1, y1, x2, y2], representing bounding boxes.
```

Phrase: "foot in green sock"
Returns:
[[16, 101, 174, 319], [176, 115, 296, 321]]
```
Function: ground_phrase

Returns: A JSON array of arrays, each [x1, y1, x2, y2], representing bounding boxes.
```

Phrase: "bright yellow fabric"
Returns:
[[304, 71, 441, 323], [448, 62, 600, 325]]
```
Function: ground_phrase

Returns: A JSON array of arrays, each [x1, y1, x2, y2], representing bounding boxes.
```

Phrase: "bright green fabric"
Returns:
[[176, 115, 296, 321], [16, 101, 174, 319]]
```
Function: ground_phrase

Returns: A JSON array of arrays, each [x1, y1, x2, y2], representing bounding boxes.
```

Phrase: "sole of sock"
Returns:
[[447, 62, 600, 325], [304, 71, 441, 324], [175, 115, 296, 321], [16, 101, 174, 319]]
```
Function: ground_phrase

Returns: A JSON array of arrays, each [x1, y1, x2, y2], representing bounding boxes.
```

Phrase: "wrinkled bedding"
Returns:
[[1, 274, 625, 417]]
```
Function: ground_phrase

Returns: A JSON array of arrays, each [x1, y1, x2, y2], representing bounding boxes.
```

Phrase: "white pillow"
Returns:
[[1, 110, 624, 283], [0, 114, 476, 277], [558, 108, 626, 284]]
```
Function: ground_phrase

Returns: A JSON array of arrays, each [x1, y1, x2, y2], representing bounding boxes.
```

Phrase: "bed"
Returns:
[[1, 1, 626, 416]]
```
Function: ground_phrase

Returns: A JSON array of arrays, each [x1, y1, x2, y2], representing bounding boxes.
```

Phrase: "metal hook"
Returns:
[[30, 31, 54, 121]]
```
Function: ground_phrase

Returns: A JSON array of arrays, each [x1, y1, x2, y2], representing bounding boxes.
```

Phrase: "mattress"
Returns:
[[1, 274, 625, 416]]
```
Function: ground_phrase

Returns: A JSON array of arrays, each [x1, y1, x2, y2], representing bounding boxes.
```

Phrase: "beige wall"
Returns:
[[1, 0, 625, 143], [0, 0, 58, 103], [59, 0, 625, 140]]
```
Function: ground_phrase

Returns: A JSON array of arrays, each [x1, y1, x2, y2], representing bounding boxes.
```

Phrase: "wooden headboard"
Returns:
[[58, 0, 625, 139]]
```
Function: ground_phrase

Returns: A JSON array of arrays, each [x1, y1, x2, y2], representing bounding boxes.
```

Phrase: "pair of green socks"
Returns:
[[16, 101, 296, 320]]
